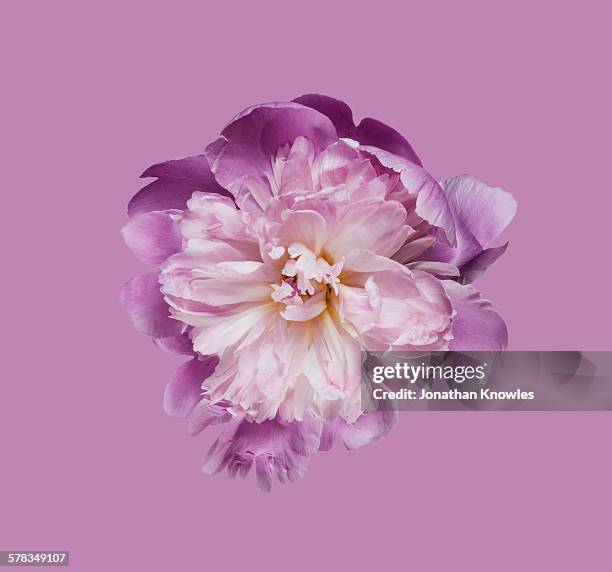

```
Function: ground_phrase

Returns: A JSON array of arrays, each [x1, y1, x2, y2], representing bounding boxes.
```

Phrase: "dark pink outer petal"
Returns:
[[153, 333, 194, 355], [338, 409, 399, 449], [210, 102, 339, 197], [202, 416, 322, 492], [163, 356, 219, 417], [119, 272, 182, 338], [319, 410, 399, 451], [294, 93, 422, 165], [127, 155, 231, 216], [424, 175, 517, 279], [460, 243, 508, 284], [121, 210, 182, 265], [187, 401, 232, 436], [293, 94, 355, 136], [443, 280, 508, 350]]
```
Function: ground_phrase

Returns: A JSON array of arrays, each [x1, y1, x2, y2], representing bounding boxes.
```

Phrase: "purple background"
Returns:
[[2, 2, 610, 570]]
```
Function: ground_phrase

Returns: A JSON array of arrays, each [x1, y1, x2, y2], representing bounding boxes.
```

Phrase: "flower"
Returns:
[[121, 94, 517, 490]]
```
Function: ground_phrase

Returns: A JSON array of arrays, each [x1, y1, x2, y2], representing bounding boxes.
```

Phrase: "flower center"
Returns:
[[270, 243, 343, 318]]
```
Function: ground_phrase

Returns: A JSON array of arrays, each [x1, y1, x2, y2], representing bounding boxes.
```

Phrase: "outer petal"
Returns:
[[153, 333, 194, 355], [424, 175, 517, 275], [324, 198, 411, 260], [120, 272, 182, 338], [460, 243, 509, 284], [163, 356, 219, 417], [340, 409, 399, 449], [294, 94, 422, 165], [443, 280, 508, 350], [293, 93, 355, 136], [187, 401, 233, 436], [128, 155, 231, 216], [353, 118, 421, 166], [121, 210, 182, 265], [202, 417, 322, 492], [210, 102, 338, 203]]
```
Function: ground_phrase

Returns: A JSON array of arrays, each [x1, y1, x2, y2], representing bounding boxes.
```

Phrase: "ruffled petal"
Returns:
[[120, 273, 182, 338], [321, 410, 399, 451], [424, 175, 517, 276], [324, 197, 411, 260], [460, 243, 509, 284], [128, 155, 231, 216], [202, 417, 322, 491], [353, 118, 421, 166], [443, 280, 508, 350], [187, 401, 233, 436], [294, 94, 422, 165], [302, 311, 363, 416], [293, 93, 355, 136], [121, 210, 182, 265], [209, 102, 338, 208], [360, 145, 456, 246], [163, 356, 219, 417], [340, 252, 453, 351], [153, 333, 194, 355]]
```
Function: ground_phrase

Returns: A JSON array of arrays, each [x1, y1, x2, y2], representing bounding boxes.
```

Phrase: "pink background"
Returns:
[[1, 1, 610, 570]]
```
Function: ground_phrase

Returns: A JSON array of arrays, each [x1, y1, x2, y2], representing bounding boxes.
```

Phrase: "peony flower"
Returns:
[[121, 94, 516, 490]]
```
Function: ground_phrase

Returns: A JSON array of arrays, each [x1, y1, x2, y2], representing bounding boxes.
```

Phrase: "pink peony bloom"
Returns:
[[121, 95, 516, 490]]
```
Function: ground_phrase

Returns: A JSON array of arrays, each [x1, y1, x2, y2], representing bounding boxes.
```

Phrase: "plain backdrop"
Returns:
[[1, 1, 610, 570]]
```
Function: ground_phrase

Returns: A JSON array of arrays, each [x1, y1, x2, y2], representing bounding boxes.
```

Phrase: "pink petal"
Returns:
[[360, 145, 457, 246], [281, 290, 327, 321], [163, 356, 219, 417], [128, 155, 230, 216], [121, 210, 181, 265], [202, 417, 322, 491], [460, 243, 509, 284], [210, 102, 338, 209], [443, 280, 508, 350], [120, 273, 182, 338], [294, 94, 422, 165], [325, 198, 411, 260], [153, 333, 194, 355], [277, 209, 327, 255], [187, 401, 233, 436], [293, 93, 355, 136], [338, 409, 398, 449], [423, 176, 516, 278]]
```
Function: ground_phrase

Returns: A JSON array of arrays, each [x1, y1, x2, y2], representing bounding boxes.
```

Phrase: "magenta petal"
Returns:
[[202, 417, 322, 492], [318, 410, 398, 451], [460, 243, 509, 284], [119, 273, 182, 338], [211, 102, 338, 197], [294, 94, 422, 165], [293, 93, 355, 136], [318, 422, 337, 451], [339, 410, 398, 450], [443, 175, 516, 249], [153, 333, 194, 355], [187, 400, 232, 436], [127, 155, 231, 216], [353, 118, 421, 166], [163, 356, 218, 417], [121, 210, 182, 265], [443, 280, 508, 350], [424, 175, 517, 274]]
